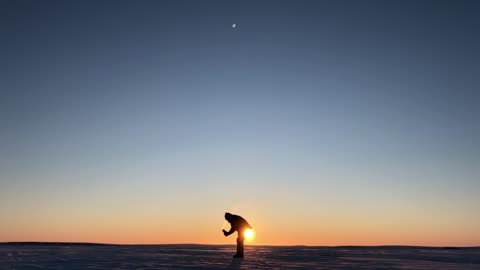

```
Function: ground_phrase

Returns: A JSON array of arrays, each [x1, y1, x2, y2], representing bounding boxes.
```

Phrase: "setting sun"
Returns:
[[244, 229, 255, 241]]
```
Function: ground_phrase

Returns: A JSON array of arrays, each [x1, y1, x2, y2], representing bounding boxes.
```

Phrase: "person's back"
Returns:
[[225, 213, 250, 232], [222, 212, 252, 258]]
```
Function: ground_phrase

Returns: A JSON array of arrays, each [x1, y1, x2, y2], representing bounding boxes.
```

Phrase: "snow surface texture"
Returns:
[[0, 244, 479, 269]]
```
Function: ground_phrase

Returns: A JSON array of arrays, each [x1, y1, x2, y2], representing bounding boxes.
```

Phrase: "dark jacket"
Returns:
[[224, 213, 252, 236]]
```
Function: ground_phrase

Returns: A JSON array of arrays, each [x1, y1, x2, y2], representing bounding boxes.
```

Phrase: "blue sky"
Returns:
[[0, 0, 479, 245]]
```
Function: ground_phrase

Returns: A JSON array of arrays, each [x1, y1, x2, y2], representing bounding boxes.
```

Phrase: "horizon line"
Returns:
[[1, 241, 478, 248]]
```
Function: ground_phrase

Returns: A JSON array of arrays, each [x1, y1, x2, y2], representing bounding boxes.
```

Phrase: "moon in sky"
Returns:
[[232, 23, 236, 28]]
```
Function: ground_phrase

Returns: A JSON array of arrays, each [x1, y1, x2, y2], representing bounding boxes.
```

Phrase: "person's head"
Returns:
[[225, 212, 233, 222]]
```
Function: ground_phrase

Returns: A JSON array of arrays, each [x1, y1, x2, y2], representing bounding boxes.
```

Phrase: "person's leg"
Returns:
[[236, 235, 244, 257]]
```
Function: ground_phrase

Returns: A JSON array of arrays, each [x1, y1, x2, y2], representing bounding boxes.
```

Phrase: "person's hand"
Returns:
[[222, 229, 228, 236]]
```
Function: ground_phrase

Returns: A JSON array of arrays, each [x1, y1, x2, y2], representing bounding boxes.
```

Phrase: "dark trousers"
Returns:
[[236, 235, 244, 256]]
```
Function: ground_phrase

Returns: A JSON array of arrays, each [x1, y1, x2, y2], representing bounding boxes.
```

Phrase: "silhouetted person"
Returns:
[[222, 212, 252, 258]]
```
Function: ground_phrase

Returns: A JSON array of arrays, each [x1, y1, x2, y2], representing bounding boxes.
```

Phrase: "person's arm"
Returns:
[[222, 226, 235, 236]]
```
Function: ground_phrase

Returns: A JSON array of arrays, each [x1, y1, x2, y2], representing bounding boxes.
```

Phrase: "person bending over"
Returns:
[[222, 212, 252, 258]]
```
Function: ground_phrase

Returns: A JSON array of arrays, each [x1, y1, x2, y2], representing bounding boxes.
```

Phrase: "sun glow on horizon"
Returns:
[[244, 228, 255, 241]]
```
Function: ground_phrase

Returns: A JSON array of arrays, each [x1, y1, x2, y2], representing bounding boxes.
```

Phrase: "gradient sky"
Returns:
[[1, 0, 479, 246]]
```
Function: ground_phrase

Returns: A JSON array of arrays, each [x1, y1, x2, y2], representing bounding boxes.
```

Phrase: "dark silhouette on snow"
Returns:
[[222, 212, 252, 258], [227, 257, 242, 269]]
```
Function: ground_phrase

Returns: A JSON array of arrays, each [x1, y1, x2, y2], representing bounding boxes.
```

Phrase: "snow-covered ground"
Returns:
[[0, 243, 479, 269]]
